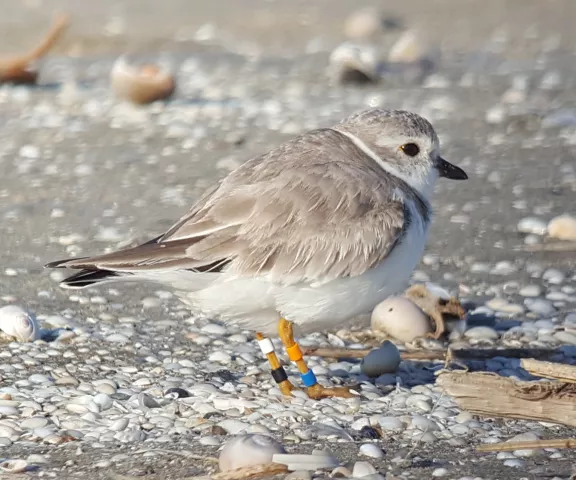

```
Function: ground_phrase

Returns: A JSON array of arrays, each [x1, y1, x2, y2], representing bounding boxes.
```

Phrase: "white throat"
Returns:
[[333, 129, 437, 199]]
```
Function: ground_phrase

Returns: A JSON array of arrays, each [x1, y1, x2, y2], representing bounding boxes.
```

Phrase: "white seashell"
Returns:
[[331, 466, 353, 477], [359, 443, 385, 459], [329, 42, 379, 84], [360, 341, 401, 378], [0, 459, 29, 473], [0, 305, 41, 342], [371, 297, 432, 342], [517, 217, 547, 235], [272, 453, 340, 471], [388, 30, 423, 64], [344, 8, 383, 40], [352, 461, 378, 478], [219, 434, 285, 472], [548, 214, 576, 241], [111, 57, 175, 105]]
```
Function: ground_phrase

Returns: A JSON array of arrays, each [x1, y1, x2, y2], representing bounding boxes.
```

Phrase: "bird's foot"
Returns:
[[305, 383, 359, 400]]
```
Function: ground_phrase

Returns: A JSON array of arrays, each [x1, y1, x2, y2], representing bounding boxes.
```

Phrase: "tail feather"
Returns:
[[57, 269, 128, 289]]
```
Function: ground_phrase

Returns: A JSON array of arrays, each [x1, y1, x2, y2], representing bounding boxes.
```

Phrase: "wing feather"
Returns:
[[51, 129, 420, 285]]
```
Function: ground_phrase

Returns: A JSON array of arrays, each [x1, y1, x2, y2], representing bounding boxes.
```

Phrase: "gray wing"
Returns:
[[50, 130, 409, 286]]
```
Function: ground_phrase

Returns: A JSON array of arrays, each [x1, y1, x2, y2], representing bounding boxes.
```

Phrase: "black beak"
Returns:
[[437, 157, 468, 180]]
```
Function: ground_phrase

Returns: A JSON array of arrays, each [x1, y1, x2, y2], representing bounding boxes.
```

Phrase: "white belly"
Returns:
[[180, 210, 430, 336]]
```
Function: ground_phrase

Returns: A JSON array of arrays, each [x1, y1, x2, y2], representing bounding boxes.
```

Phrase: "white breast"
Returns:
[[273, 198, 430, 332]]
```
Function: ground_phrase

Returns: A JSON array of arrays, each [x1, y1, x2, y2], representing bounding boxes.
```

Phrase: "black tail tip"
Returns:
[[57, 269, 121, 289], [45, 259, 67, 269]]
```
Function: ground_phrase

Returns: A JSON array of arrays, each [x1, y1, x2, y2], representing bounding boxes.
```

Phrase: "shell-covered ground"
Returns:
[[1, 0, 576, 479]]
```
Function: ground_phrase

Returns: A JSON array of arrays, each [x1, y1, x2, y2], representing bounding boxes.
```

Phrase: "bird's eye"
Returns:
[[400, 143, 420, 157]]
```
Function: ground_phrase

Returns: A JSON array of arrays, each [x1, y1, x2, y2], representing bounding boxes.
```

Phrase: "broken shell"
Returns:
[[360, 341, 401, 378], [329, 42, 379, 84], [110, 57, 176, 105], [219, 434, 286, 472], [371, 296, 432, 342], [0, 305, 41, 342], [0, 14, 69, 85], [548, 214, 576, 241], [0, 459, 29, 473], [352, 461, 378, 478], [388, 30, 424, 64], [272, 452, 340, 471], [405, 284, 467, 339]]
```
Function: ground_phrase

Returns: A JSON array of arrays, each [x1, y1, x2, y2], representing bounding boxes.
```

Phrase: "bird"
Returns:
[[46, 108, 468, 399]]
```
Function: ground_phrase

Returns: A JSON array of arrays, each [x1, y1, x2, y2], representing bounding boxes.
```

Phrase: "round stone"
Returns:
[[360, 341, 401, 378]]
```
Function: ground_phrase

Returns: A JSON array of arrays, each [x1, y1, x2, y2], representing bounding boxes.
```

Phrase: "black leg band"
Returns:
[[271, 366, 288, 384]]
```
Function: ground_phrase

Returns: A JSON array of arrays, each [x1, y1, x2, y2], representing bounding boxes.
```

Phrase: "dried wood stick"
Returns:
[[0, 14, 69, 83], [521, 358, 576, 383], [477, 438, 576, 452], [301, 346, 560, 361], [437, 371, 576, 427]]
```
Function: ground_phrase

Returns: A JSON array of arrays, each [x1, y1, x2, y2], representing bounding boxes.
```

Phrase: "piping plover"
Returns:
[[46, 108, 467, 399]]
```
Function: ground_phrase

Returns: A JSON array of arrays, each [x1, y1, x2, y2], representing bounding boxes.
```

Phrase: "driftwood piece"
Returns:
[[0, 13, 69, 84], [437, 371, 576, 427], [521, 358, 576, 383], [300, 346, 560, 361], [477, 438, 576, 452]]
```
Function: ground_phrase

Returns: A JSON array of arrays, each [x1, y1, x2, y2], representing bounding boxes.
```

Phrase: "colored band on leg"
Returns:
[[286, 343, 303, 362], [258, 338, 275, 355], [300, 370, 317, 387], [271, 366, 288, 384]]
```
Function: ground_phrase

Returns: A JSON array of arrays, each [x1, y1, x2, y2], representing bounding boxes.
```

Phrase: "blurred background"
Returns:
[[1, 0, 575, 309]]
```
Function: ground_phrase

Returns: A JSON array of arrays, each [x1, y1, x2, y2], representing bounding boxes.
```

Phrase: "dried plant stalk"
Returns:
[[438, 371, 576, 427], [521, 358, 576, 383], [300, 346, 559, 361], [0, 13, 69, 84], [477, 438, 576, 452]]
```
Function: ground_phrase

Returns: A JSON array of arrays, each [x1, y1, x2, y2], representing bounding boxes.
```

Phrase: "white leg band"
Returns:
[[258, 338, 275, 355]]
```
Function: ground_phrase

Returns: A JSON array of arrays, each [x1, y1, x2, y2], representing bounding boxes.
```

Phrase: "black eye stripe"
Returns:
[[400, 143, 420, 157]]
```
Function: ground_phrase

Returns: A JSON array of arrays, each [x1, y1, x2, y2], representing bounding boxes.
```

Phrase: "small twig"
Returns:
[[18, 14, 69, 65], [477, 438, 576, 452], [521, 242, 576, 252], [301, 346, 560, 361], [0, 13, 69, 83], [109, 463, 288, 480]]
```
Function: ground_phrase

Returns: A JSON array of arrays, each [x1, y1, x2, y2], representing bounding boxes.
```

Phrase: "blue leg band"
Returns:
[[301, 370, 317, 387]]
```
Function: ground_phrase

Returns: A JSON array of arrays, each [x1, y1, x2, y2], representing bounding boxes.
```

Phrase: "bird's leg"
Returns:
[[278, 318, 356, 399], [255, 332, 296, 396]]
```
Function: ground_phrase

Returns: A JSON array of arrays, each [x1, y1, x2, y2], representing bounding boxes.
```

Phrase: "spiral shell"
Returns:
[[0, 305, 41, 342], [0, 459, 29, 473], [110, 57, 176, 105]]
